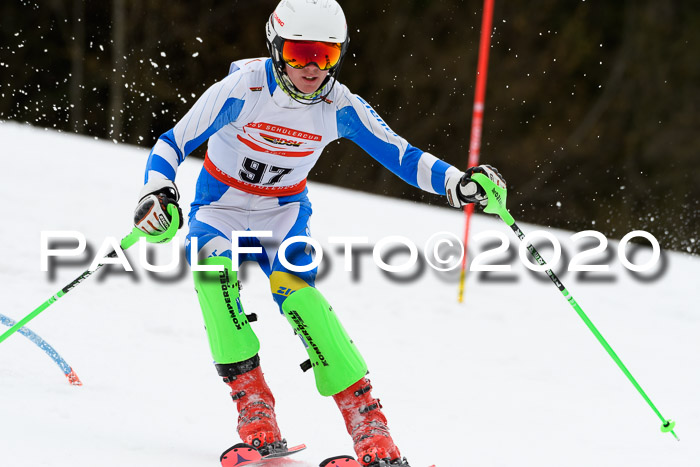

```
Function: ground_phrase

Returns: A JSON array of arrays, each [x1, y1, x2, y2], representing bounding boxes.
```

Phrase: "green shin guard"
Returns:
[[193, 256, 260, 363], [281, 287, 367, 396]]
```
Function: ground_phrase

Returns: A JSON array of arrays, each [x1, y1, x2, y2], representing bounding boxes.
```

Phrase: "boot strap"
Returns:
[[216, 354, 261, 379], [354, 384, 372, 397], [359, 400, 382, 414]]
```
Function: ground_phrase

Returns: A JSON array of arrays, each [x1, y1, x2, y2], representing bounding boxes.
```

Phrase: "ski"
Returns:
[[221, 442, 307, 466]]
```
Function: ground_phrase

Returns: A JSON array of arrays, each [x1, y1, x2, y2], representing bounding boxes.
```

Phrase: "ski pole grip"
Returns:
[[470, 172, 515, 226], [120, 203, 181, 251]]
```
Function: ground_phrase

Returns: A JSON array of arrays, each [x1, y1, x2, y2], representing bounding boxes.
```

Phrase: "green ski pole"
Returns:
[[470, 172, 679, 441], [0, 205, 180, 345]]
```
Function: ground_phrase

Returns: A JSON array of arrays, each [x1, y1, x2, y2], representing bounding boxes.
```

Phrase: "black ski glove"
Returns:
[[445, 164, 506, 209], [133, 178, 183, 234]]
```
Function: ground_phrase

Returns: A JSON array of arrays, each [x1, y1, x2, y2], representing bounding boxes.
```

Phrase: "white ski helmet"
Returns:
[[265, 0, 350, 104]]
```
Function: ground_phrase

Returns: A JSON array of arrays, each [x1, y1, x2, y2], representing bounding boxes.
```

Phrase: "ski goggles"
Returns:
[[281, 40, 343, 70]]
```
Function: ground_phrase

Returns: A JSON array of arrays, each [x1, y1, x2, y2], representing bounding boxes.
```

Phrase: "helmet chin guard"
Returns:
[[265, 0, 349, 105]]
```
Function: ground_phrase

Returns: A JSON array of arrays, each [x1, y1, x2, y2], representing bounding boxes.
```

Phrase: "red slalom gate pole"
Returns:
[[458, 0, 495, 303]]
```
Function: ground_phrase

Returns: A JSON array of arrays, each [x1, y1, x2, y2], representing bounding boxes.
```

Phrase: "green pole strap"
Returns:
[[0, 205, 180, 345], [470, 173, 679, 441]]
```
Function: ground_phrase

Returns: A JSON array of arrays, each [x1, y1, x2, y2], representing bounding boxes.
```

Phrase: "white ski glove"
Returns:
[[445, 164, 506, 209], [133, 178, 183, 234]]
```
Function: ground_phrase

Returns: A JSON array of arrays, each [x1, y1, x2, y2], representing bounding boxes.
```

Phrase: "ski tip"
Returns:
[[220, 443, 263, 466], [319, 455, 362, 467]]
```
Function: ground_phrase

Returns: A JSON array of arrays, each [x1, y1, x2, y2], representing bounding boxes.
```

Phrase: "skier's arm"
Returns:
[[336, 93, 461, 196], [336, 92, 506, 208], [143, 71, 248, 185], [136, 69, 249, 233]]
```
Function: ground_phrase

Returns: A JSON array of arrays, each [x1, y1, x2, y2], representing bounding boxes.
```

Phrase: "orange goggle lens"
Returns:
[[282, 40, 342, 70]]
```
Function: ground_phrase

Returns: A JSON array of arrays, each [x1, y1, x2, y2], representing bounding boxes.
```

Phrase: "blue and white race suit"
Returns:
[[143, 57, 460, 306]]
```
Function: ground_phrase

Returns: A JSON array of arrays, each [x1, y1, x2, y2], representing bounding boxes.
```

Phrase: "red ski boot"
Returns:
[[217, 355, 287, 456], [333, 377, 407, 466]]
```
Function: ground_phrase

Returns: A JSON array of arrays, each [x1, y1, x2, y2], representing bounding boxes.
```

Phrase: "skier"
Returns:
[[133, 1, 505, 466]]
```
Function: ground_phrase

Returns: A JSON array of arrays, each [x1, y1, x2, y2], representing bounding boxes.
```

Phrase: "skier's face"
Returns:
[[285, 63, 329, 94]]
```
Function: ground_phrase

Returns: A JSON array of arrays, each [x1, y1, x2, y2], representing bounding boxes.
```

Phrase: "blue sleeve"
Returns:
[[144, 72, 247, 183], [336, 94, 456, 195]]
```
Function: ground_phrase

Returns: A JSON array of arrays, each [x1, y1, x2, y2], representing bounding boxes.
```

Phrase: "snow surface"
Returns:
[[1, 121, 698, 467]]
